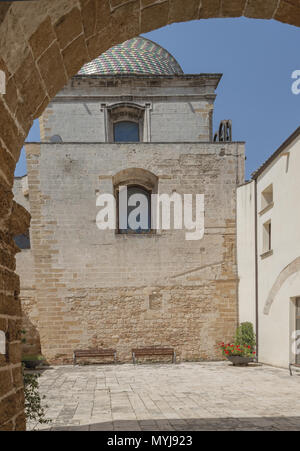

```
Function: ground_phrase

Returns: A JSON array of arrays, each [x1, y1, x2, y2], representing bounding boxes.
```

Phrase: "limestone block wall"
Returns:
[[12, 250, 38, 356], [17, 141, 245, 364], [0, 202, 30, 431], [12, 178, 39, 356]]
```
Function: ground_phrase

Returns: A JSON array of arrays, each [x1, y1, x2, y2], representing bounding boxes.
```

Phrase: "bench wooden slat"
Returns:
[[132, 347, 176, 364], [74, 349, 117, 364], [75, 352, 115, 357], [74, 350, 116, 355], [133, 350, 174, 355], [132, 348, 174, 352]]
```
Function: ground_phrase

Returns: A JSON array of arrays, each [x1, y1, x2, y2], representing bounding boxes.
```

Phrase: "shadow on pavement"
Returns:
[[40, 416, 300, 431]]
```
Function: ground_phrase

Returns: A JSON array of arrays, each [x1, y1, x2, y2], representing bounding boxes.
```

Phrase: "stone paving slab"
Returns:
[[27, 362, 300, 431]]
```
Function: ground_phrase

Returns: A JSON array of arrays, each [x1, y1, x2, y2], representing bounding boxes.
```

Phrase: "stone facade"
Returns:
[[39, 74, 220, 144], [12, 69, 246, 364], [15, 140, 244, 364]]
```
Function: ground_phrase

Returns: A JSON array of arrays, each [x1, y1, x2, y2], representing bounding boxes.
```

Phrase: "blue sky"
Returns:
[[15, 18, 299, 180]]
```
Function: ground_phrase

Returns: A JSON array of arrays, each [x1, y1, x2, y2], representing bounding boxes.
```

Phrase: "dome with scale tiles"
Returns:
[[78, 37, 183, 76]]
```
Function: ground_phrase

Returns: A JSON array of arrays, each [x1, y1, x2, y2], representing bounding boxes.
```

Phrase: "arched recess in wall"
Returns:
[[113, 167, 158, 191], [264, 257, 300, 315]]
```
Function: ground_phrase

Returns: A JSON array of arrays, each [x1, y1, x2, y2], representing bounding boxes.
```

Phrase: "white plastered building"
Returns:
[[237, 126, 300, 368]]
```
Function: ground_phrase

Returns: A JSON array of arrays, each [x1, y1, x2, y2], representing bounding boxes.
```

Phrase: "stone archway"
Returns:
[[0, 0, 299, 431]]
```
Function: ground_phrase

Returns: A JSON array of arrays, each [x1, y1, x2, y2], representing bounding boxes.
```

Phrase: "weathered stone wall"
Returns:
[[17, 141, 245, 364], [12, 178, 39, 356], [0, 202, 30, 431], [11, 252, 38, 356]]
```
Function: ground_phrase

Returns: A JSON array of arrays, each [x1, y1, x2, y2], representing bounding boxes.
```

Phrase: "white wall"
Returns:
[[237, 133, 300, 368], [237, 181, 256, 326], [257, 134, 300, 368]]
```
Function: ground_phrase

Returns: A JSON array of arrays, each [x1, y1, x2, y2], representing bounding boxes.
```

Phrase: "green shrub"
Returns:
[[22, 355, 45, 362], [21, 330, 51, 428], [23, 366, 51, 427], [234, 322, 256, 351]]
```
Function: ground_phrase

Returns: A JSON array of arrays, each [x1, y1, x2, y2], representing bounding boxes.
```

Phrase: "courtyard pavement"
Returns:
[[28, 362, 300, 431]]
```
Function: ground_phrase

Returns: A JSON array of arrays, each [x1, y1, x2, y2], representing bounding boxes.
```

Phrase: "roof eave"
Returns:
[[252, 126, 300, 180]]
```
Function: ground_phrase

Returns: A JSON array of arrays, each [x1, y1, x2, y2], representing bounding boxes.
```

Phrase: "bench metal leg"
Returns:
[[73, 352, 76, 366], [173, 352, 176, 364], [114, 352, 117, 364], [289, 364, 293, 376], [132, 352, 136, 365]]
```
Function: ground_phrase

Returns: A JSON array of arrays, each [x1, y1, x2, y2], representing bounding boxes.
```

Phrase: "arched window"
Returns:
[[118, 185, 151, 234], [114, 121, 140, 143], [113, 168, 158, 235], [106, 103, 145, 142]]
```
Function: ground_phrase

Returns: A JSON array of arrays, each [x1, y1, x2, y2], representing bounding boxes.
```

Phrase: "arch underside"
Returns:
[[264, 257, 300, 315]]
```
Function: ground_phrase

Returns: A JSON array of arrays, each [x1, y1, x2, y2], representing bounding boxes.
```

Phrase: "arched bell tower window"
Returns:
[[105, 103, 146, 143]]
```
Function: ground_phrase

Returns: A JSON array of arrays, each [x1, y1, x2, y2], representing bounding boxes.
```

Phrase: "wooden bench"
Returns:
[[132, 347, 176, 364], [73, 348, 117, 365], [289, 363, 300, 376]]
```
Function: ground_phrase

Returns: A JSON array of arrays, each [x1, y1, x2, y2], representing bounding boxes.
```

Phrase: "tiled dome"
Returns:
[[78, 37, 183, 76]]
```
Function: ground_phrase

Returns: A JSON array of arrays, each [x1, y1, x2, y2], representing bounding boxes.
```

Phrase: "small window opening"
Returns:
[[0, 331, 5, 355], [262, 220, 272, 254], [14, 229, 31, 250]]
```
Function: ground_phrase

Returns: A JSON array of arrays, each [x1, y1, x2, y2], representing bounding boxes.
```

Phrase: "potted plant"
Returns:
[[218, 322, 256, 366], [22, 354, 45, 369]]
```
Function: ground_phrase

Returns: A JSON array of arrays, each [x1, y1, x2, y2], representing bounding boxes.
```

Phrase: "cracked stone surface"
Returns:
[[27, 362, 300, 431]]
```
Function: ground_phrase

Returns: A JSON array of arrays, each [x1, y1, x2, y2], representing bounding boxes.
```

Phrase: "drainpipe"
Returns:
[[254, 177, 259, 359]]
